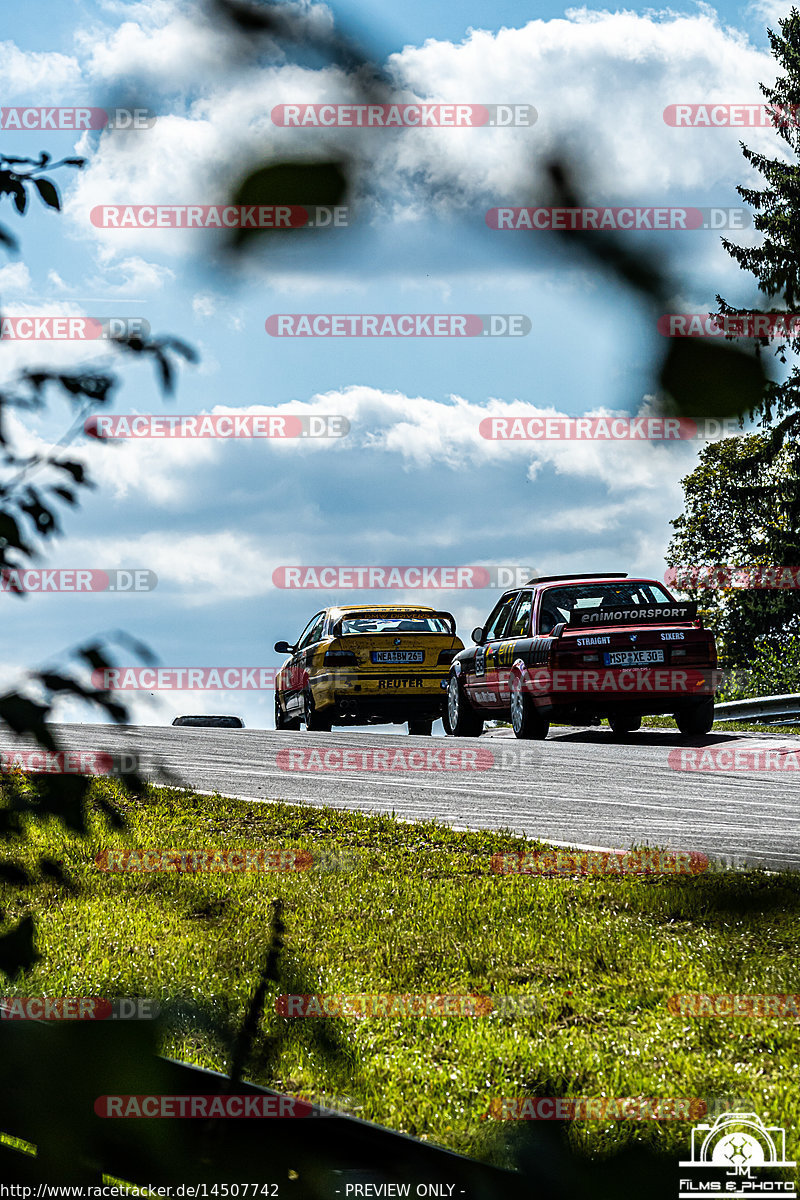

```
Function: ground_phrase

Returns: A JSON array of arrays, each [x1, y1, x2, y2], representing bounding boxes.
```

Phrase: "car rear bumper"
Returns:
[[331, 687, 448, 724], [523, 665, 719, 698]]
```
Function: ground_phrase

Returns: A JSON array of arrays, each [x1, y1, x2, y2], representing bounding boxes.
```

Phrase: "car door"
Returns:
[[495, 590, 533, 705], [286, 611, 325, 713], [463, 591, 518, 707]]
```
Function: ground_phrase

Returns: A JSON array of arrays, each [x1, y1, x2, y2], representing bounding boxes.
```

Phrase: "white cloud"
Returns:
[[59, 4, 780, 271], [78, 0, 334, 91], [88, 252, 175, 295], [746, 0, 793, 29], [47, 269, 70, 292], [192, 292, 216, 318], [55, 529, 277, 604], [0, 263, 33, 295], [61, 384, 714, 517], [77, 9, 248, 91], [386, 9, 777, 198], [0, 41, 81, 98], [0, 302, 121, 380]]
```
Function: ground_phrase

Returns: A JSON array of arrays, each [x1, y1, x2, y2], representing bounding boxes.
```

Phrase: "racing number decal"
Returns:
[[475, 647, 486, 677]]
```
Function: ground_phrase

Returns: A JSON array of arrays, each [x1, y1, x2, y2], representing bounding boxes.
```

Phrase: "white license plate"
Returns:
[[371, 651, 424, 664], [603, 649, 665, 666]]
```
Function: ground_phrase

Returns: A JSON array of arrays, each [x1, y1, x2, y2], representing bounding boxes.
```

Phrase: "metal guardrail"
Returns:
[[714, 693, 800, 724]]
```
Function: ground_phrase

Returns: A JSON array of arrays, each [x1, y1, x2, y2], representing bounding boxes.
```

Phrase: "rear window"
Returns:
[[172, 715, 245, 728], [539, 582, 672, 631], [340, 615, 451, 634]]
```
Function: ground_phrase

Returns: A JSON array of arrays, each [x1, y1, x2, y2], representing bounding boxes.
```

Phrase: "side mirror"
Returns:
[[274, 640, 294, 654], [471, 626, 485, 646]]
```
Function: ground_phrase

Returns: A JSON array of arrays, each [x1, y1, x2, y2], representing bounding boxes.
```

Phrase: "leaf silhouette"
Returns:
[[660, 338, 767, 420], [33, 177, 60, 211], [227, 160, 347, 249], [0, 915, 40, 980]]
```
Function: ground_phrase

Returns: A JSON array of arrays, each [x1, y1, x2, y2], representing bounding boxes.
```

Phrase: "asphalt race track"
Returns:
[[1, 722, 798, 870]]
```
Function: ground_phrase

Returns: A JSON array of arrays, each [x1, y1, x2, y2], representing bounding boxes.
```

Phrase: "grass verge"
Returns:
[[2, 779, 799, 1176]]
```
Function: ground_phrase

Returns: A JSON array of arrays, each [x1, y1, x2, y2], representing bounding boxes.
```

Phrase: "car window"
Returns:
[[483, 593, 518, 641], [340, 615, 451, 634], [296, 612, 325, 649], [506, 591, 533, 638], [172, 716, 244, 727], [538, 582, 674, 632]]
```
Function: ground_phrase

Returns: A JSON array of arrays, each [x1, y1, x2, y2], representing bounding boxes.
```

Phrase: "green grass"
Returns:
[[2, 780, 800, 1176], [492, 717, 800, 735], [641, 715, 800, 735]]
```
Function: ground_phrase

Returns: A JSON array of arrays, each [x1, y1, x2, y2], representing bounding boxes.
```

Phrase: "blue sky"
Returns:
[[0, 0, 791, 728]]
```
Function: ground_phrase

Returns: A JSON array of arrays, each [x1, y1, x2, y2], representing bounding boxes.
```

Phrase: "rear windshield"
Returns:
[[340, 616, 451, 634], [540, 582, 672, 629], [172, 716, 244, 727]]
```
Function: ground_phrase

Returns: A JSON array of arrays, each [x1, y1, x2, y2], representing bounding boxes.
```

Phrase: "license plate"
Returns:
[[603, 649, 665, 666], [371, 651, 424, 664]]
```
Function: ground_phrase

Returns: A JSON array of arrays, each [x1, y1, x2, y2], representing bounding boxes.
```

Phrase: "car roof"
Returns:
[[533, 576, 664, 590], [327, 605, 439, 614], [528, 573, 628, 585], [173, 714, 243, 720]]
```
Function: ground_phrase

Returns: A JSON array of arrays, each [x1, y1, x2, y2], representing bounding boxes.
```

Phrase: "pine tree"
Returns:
[[671, 9, 800, 661]]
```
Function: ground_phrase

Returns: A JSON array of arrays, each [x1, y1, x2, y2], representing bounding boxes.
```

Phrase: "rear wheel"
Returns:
[[675, 697, 715, 736], [608, 713, 642, 735], [446, 675, 484, 737], [408, 719, 433, 736], [304, 689, 333, 732], [275, 695, 301, 731], [510, 672, 549, 740]]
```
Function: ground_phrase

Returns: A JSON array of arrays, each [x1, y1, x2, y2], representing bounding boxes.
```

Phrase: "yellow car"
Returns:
[[274, 605, 464, 734]]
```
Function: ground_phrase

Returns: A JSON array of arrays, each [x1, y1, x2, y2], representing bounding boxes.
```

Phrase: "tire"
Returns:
[[675, 697, 715, 736], [408, 719, 433, 736], [275, 695, 301, 731], [446, 675, 484, 738], [608, 713, 642, 735], [304, 689, 333, 732], [510, 672, 550, 740]]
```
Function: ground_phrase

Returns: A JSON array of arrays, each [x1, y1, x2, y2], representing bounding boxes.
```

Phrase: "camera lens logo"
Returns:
[[679, 1112, 796, 1198]]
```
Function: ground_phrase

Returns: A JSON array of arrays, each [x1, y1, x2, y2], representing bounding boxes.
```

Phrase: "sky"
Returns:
[[0, 0, 793, 729]]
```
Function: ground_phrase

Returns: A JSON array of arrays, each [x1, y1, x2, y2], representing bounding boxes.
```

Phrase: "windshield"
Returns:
[[340, 615, 451, 634], [172, 716, 244, 727], [539, 582, 673, 632]]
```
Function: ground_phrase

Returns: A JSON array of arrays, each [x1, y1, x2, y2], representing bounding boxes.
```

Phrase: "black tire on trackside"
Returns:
[[304, 689, 333, 732], [510, 671, 550, 740], [446, 674, 484, 738], [675, 697, 715, 736], [275, 694, 301, 731]]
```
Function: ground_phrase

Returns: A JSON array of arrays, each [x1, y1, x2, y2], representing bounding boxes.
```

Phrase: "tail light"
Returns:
[[437, 649, 458, 665], [324, 650, 358, 665]]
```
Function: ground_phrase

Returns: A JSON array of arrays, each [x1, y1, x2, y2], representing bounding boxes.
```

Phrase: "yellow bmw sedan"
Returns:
[[274, 605, 463, 734]]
